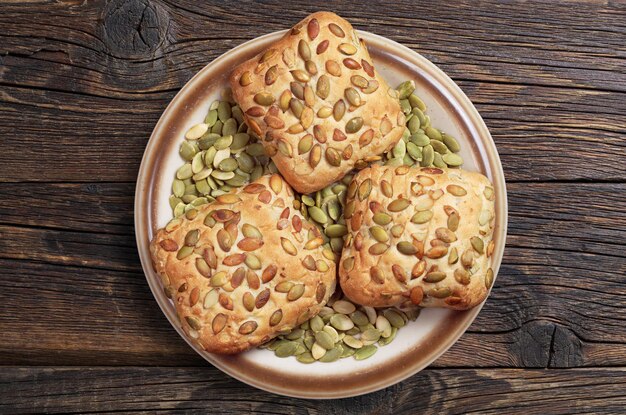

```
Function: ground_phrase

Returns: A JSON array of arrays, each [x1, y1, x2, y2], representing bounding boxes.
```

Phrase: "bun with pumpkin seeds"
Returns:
[[339, 165, 496, 310], [150, 174, 336, 354], [229, 11, 405, 194]]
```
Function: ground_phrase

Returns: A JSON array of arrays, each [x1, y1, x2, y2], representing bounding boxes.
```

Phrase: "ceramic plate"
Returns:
[[135, 29, 507, 399]]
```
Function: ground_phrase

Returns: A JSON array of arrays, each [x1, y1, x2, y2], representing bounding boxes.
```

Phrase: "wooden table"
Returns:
[[1, 1, 625, 413]]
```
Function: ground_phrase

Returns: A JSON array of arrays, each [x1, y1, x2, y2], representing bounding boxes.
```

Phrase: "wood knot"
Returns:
[[100, 0, 171, 59]]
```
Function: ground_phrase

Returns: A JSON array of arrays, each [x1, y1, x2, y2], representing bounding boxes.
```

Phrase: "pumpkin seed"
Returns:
[[442, 134, 460, 152], [275, 341, 298, 358], [448, 212, 460, 231], [291, 69, 310, 82], [411, 210, 433, 224], [333, 300, 356, 314], [421, 144, 435, 166], [217, 101, 231, 122], [323, 325, 339, 343], [325, 147, 341, 167], [479, 209, 492, 226], [203, 289, 218, 309], [407, 94, 425, 111], [286, 329, 304, 341], [369, 243, 389, 255], [392, 138, 406, 159], [176, 164, 193, 180], [176, 246, 193, 260], [372, 212, 392, 226], [485, 268, 494, 289], [400, 99, 411, 114], [297, 352, 315, 363], [172, 180, 185, 198], [378, 326, 398, 346], [298, 39, 311, 61], [370, 226, 389, 243], [205, 109, 218, 126], [345, 117, 363, 134], [428, 287, 452, 299], [329, 22, 345, 37], [331, 314, 354, 331], [350, 311, 369, 326], [449, 247, 459, 264], [244, 253, 261, 270], [375, 315, 392, 337], [186, 123, 208, 140], [319, 345, 342, 362], [264, 309, 282, 327], [211, 120, 223, 134], [311, 342, 326, 359], [343, 335, 363, 349], [287, 284, 305, 301], [408, 115, 421, 134], [254, 92, 275, 106], [310, 315, 325, 332], [354, 344, 377, 360], [443, 152, 463, 167], [333, 99, 346, 121], [471, 236, 485, 254], [388, 198, 410, 212], [410, 132, 430, 147], [275, 281, 293, 294], [239, 321, 258, 335], [433, 152, 448, 169], [280, 237, 297, 256], [325, 224, 348, 238], [430, 139, 448, 155], [315, 331, 335, 350], [397, 241, 418, 255], [484, 186, 495, 201], [361, 328, 381, 343], [396, 80, 416, 99], [214, 135, 233, 150], [211, 271, 227, 287], [424, 271, 447, 283], [383, 310, 406, 328], [179, 141, 197, 161], [406, 142, 422, 161], [425, 126, 442, 141]]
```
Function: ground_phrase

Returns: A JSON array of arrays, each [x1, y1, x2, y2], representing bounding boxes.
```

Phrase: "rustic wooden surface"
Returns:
[[1, 0, 625, 413]]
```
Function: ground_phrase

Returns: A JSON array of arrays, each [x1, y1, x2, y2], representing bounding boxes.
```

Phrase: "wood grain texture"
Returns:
[[0, 0, 625, 411], [1, 367, 625, 414]]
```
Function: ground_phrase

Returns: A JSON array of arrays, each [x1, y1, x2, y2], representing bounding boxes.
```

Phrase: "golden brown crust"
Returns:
[[229, 12, 404, 194], [339, 165, 496, 310], [150, 175, 336, 354]]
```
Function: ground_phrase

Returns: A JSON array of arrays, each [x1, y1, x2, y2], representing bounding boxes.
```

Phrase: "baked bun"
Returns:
[[230, 11, 404, 194], [339, 165, 496, 310], [150, 174, 336, 354]]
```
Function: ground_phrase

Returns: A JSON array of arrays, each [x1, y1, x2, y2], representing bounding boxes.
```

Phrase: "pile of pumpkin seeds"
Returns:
[[168, 91, 279, 218], [168, 80, 463, 362], [260, 293, 420, 362], [384, 80, 463, 169]]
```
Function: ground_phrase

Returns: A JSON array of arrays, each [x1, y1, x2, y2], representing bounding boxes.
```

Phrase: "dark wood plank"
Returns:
[[0, 0, 625, 182], [0, 182, 623, 367], [1, 367, 624, 414], [0, 182, 134, 234]]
